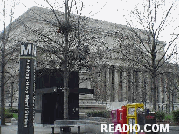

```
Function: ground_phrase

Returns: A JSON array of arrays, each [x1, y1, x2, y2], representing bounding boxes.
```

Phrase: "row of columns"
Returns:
[[90, 65, 179, 111]]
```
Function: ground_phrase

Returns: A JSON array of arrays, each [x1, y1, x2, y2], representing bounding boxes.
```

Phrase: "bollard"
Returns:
[[0, 119, 1, 134], [51, 127, 54, 134], [78, 126, 80, 134]]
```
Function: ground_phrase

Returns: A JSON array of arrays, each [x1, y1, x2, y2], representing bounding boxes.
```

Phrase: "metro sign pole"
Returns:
[[18, 43, 36, 134]]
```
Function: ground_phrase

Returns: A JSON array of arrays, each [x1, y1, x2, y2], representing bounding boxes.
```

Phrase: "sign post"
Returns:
[[18, 43, 36, 134]]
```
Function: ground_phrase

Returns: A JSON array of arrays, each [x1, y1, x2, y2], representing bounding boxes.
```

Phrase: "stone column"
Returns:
[[142, 71, 147, 107], [147, 73, 153, 104], [138, 71, 143, 103], [91, 66, 99, 101], [133, 70, 143, 103], [97, 67, 102, 102], [109, 65, 115, 102], [86, 72, 92, 89], [165, 73, 171, 113], [101, 65, 107, 102], [141, 72, 152, 108], [122, 70, 128, 101], [162, 73, 167, 112], [130, 70, 134, 103], [160, 74, 165, 112], [139, 71, 144, 103], [158, 74, 163, 104], [114, 68, 119, 102], [176, 76, 179, 103], [133, 70, 138, 102], [106, 67, 111, 102], [170, 73, 175, 111], [127, 69, 134, 103], [118, 70, 123, 102]]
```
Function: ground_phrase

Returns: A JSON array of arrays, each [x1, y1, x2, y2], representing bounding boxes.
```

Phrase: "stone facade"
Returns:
[[89, 64, 179, 111]]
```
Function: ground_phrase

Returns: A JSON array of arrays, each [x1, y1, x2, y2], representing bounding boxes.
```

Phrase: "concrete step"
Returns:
[[79, 94, 108, 113], [79, 103, 107, 113], [79, 104, 106, 108], [79, 108, 106, 113], [79, 113, 87, 119], [79, 101, 97, 105]]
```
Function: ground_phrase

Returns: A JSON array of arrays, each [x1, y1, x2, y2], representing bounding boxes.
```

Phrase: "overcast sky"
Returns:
[[0, 0, 140, 27], [1, 0, 179, 62], [0, 0, 178, 27], [1, 0, 179, 35]]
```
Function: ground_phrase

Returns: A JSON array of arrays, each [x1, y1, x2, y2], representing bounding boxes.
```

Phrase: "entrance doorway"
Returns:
[[41, 91, 79, 124]]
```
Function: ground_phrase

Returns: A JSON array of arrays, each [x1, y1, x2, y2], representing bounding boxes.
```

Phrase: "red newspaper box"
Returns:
[[118, 106, 127, 134], [111, 106, 127, 134], [111, 109, 121, 134]]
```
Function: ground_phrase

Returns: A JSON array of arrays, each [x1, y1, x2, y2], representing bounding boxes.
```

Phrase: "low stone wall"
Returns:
[[84, 117, 112, 124], [70, 117, 112, 133]]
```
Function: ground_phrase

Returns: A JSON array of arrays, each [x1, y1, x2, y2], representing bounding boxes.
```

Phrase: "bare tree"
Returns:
[[117, 0, 179, 110], [162, 64, 179, 112], [0, 0, 21, 125], [12, 0, 93, 119], [18, 0, 115, 119], [4, 79, 18, 108]]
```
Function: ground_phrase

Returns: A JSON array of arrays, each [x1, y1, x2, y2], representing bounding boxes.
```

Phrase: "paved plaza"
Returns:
[[1, 124, 179, 134], [1, 124, 97, 134]]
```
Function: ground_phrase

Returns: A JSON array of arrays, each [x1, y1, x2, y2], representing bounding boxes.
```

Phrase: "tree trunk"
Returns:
[[168, 91, 171, 113], [64, 66, 69, 120], [11, 82, 13, 109], [152, 71, 157, 111], [1, 41, 5, 125], [151, 33, 157, 111], [64, 0, 69, 120], [172, 91, 174, 111]]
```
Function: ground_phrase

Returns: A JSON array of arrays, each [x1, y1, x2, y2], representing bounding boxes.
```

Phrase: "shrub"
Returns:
[[8, 108, 18, 113], [164, 113, 172, 121], [86, 110, 110, 118], [12, 113, 18, 120], [156, 111, 165, 121], [0, 108, 16, 118], [5, 113, 13, 118], [172, 110, 179, 123]]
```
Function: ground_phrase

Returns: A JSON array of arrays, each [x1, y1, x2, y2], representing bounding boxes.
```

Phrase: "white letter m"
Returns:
[[21, 44, 31, 55]]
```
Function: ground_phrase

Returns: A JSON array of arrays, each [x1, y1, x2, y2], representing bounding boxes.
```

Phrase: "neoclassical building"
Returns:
[[1, 6, 179, 112]]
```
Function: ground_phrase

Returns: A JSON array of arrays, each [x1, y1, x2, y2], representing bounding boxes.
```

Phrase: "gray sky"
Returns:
[[1, 0, 178, 29]]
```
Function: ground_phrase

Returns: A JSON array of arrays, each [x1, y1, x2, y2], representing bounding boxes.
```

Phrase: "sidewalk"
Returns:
[[2, 123, 179, 134], [1, 124, 96, 134], [1, 124, 55, 134]]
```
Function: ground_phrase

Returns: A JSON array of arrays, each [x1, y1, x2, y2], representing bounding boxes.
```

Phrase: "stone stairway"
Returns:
[[79, 94, 107, 119]]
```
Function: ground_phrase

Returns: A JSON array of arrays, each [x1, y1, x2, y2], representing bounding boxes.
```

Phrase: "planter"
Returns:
[[5, 118, 11, 123]]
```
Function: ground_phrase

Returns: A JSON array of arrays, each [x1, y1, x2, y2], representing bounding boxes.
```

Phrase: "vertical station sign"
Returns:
[[18, 43, 36, 134]]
